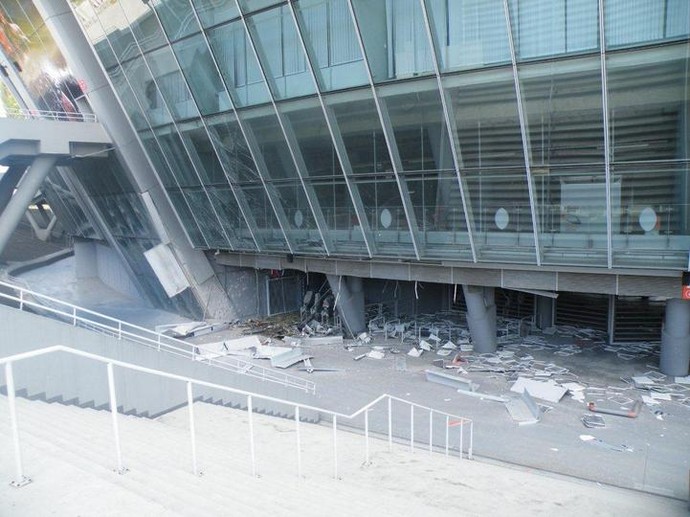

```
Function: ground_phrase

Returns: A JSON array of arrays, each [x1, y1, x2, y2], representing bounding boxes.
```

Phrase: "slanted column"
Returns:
[[0, 165, 26, 215], [327, 275, 366, 336], [463, 285, 497, 353], [660, 298, 690, 376], [0, 155, 56, 256]]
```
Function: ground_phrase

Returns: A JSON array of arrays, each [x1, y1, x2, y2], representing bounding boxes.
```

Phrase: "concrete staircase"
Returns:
[[0, 395, 452, 516]]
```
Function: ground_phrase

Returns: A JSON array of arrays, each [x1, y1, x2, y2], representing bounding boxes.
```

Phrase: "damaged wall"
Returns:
[[211, 260, 270, 320], [363, 279, 450, 318]]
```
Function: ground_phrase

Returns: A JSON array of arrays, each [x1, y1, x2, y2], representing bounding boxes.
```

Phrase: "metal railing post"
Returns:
[[19, 290, 23, 311], [295, 406, 302, 479], [72, 307, 77, 326], [187, 382, 199, 476], [387, 396, 392, 451], [5, 362, 30, 487], [247, 395, 257, 477], [118, 322, 122, 340], [460, 419, 464, 461], [445, 416, 449, 456], [410, 405, 414, 452], [364, 409, 370, 465], [469, 421, 474, 460], [332, 415, 338, 479], [429, 410, 433, 455], [106, 362, 125, 474]]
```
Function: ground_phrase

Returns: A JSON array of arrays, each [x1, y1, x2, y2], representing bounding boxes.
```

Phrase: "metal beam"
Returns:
[[598, 0, 614, 269]]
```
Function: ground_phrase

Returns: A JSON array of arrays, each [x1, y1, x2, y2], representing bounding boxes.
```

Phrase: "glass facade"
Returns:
[[70, 0, 690, 269]]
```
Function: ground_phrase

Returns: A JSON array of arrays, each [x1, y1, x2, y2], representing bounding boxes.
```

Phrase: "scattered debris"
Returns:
[[581, 415, 606, 428], [366, 350, 386, 360], [407, 348, 423, 358], [302, 336, 343, 346], [587, 400, 642, 418], [579, 434, 633, 453], [157, 321, 228, 338]]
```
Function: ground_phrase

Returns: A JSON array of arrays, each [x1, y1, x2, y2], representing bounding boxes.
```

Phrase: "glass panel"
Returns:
[[74, 0, 119, 70], [151, 0, 199, 41], [534, 168, 608, 266], [309, 178, 370, 255], [115, 0, 167, 54], [145, 46, 200, 121], [242, 109, 298, 180], [379, 78, 453, 172], [605, 0, 689, 48], [405, 172, 472, 260], [206, 112, 262, 183], [178, 119, 255, 248], [274, 182, 326, 254], [107, 65, 150, 130], [192, 0, 239, 28], [520, 57, 604, 167], [608, 43, 690, 269], [351, 0, 434, 83], [237, 0, 284, 13], [608, 45, 689, 163], [426, 0, 510, 72], [295, 0, 368, 91], [207, 186, 258, 250], [445, 67, 525, 168], [120, 55, 173, 127], [349, 176, 415, 258], [238, 184, 290, 251], [207, 20, 271, 106], [612, 162, 690, 269], [96, 1, 141, 63], [184, 188, 230, 247], [140, 130, 180, 188], [326, 92, 392, 174], [466, 169, 537, 263], [508, 0, 598, 60], [167, 188, 206, 246], [246, 5, 316, 99], [172, 34, 231, 115], [278, 97, 342, 177], [519, 56, 606, 264], [154, 126, 202, 187]]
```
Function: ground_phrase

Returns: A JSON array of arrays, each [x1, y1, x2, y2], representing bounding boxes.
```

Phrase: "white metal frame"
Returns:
[[0, 280, 314, 393], [0, 345, 473, 486]]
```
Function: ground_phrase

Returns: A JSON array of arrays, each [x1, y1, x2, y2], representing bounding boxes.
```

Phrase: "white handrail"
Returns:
[[3, 107, 98, 123], [0, 345, 474, 485], [0, 280, 314, 393]]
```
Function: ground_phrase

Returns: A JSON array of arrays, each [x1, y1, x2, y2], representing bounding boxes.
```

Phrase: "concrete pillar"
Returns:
[[327, 275, 366, 336], [463, 285, 497, 353], [536, 295, 555, 330], [73, 240, 98, 278], [0, 165, 26, 215], [0, 155, 56, 256], [660, 298, 690, 376]]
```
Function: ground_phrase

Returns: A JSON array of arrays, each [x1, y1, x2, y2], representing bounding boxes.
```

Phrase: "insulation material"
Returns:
[[143, 243, 190, 297], [510, 377, 567, 404]]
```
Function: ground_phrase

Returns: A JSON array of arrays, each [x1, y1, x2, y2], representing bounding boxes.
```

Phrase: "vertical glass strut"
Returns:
[[236, 1, 333, 256], [151, 2, 262, 252], [286, 0, 374, 258], [345, 0, 422, 260], [115, 2, 236, 251], [187, 5, 294, 254], [417, 0, 477, 263], [86, 4, 208, 249], [599, 0, 613, 268], [502, 0, 542, 266]]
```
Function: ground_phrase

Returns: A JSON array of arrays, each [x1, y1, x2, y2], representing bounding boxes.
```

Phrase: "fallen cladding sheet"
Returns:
[[510, 377, 567, 403], [271, 347, 313, 368], [505, 390, 543, 425]]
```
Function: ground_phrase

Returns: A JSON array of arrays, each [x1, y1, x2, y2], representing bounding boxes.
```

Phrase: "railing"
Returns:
[[0, 280, 314, 394], [0, 346, 473, 486], [3, 107, 98, 123]]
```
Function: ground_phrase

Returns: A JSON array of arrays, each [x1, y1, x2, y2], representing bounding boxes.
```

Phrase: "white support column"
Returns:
[[660, 298, 690, 376], [0, 155, 56, 256]]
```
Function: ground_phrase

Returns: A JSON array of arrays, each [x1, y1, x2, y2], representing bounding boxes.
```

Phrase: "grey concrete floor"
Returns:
[[11, 258, 690, 503]]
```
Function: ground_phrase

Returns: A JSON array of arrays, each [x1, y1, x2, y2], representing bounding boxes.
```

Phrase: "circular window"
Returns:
[[380, 208, 393, 229], [495, 207, 509, 230], [638, 207, 657, 232], [294, 209, 304, 228]]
